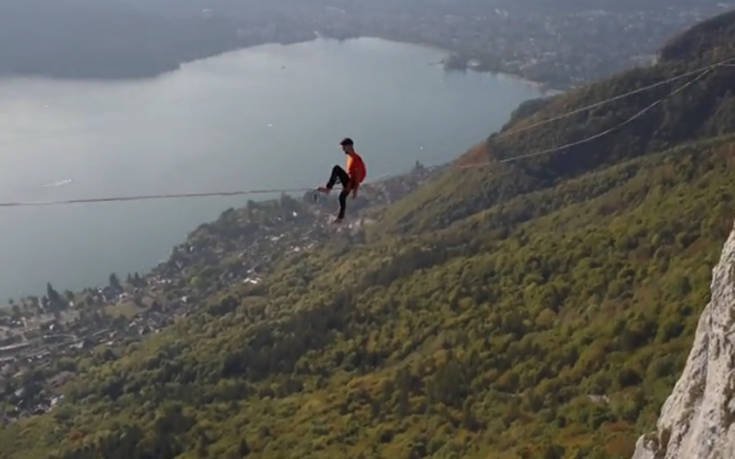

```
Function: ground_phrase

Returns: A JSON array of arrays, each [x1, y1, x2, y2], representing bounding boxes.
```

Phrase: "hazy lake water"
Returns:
[[0, 37, 544, 300]]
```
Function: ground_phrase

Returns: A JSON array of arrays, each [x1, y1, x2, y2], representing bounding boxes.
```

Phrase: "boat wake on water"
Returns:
[[41, 178, 74, 188]]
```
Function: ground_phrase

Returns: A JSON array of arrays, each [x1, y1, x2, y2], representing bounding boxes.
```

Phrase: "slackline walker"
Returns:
[[0, 55, 733, 209]]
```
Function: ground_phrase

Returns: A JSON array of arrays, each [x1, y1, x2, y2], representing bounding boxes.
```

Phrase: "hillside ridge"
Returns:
[[2, 10, 735, 459]]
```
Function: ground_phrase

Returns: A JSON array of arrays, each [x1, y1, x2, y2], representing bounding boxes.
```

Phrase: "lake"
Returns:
[[0, 37, 544, 300]]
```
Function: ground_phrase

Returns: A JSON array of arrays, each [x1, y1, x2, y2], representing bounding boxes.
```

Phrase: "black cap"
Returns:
[[340, 137, 354, 146]]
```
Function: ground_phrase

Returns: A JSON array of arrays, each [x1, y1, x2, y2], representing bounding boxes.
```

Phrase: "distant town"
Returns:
[[1, 0, 733, 87], [0, 163, 438, 424], [319, 2, 735, 87]]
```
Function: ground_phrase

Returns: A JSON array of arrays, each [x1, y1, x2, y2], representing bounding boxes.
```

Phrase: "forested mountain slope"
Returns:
[[379, 12, 735, 234], [3, 11, 735, 459]]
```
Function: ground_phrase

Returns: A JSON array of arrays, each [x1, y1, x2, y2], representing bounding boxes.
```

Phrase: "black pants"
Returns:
[[326, 165, 352, 219]]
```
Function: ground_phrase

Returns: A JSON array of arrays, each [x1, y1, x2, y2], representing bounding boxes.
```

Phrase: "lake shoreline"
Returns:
[[0, 37, 544, 301], [0, 33, 566, 95]]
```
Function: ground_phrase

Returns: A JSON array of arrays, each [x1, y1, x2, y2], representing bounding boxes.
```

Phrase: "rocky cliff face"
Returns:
[[634, 224, 735, 459]]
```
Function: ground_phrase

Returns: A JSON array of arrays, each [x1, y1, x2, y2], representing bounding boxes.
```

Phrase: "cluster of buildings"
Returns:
[[0, 165, 438, 424], [318, 2, 734, 88]]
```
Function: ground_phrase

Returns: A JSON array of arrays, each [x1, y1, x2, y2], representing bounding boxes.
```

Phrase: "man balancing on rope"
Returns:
[[316, 137, 367, 223]]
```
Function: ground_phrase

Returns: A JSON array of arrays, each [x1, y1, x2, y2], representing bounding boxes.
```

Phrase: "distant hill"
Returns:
[[0, 0, 729, 83], [660, 9, 735, 61], [379, 15, 735, 234], [2, 9, 735, 459], [0, 0, 314, 79]]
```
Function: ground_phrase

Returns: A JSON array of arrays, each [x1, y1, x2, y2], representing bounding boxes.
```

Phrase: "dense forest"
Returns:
[[2, 9, 735, 459]]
